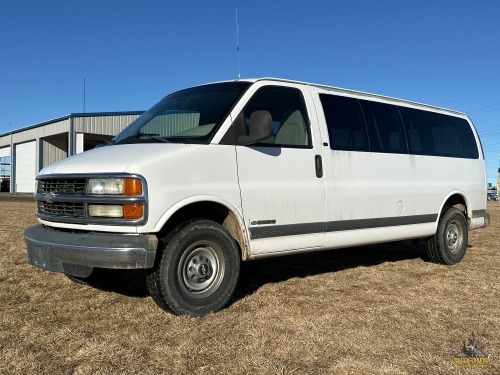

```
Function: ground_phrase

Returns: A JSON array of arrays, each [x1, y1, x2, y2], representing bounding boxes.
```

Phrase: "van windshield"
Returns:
[[113, 82, 251, 145]]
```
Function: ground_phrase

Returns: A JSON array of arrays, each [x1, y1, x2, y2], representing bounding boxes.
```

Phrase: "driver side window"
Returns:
[[241, 86, 311, 147]]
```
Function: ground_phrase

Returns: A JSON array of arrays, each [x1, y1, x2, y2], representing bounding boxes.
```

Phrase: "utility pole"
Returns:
[[497, 154, 500, 189]]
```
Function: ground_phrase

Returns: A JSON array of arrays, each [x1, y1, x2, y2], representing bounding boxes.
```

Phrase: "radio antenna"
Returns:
[[236, 8, 241, 79]]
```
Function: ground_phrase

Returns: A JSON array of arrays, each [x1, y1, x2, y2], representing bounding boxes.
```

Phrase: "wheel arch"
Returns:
[[438, 191, 471, 226], [154, 197, 250, 260]]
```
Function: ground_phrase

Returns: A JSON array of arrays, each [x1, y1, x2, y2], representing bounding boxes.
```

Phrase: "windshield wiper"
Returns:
[[124, 132, 170, 143]]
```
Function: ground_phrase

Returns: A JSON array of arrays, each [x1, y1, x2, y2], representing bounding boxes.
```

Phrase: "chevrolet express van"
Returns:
[[25, 78, 489, 316]]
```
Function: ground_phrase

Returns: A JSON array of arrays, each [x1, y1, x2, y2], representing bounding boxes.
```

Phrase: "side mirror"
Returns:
[[237, 110, 273, 146]]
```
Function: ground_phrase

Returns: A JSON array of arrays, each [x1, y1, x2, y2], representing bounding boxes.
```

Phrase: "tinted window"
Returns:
[[398, 106, 479, 159], [320, 94, 369, 151], [241, 86, 311, 147], [359, 100, 408, 154]]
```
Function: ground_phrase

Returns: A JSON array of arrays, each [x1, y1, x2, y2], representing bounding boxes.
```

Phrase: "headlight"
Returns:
[[86, 177, 145, 220], [88, 178, 143, 195]]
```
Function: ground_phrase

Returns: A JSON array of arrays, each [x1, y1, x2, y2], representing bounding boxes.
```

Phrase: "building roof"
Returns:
[[0, 111, 144, 137]]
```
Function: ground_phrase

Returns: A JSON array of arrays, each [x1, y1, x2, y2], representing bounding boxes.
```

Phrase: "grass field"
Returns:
[[1, 197, 499, 374]]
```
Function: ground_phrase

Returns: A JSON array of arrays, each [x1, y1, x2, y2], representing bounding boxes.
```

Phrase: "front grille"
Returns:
[[38, 178, 86, 195], [38, 202, 86, 217]]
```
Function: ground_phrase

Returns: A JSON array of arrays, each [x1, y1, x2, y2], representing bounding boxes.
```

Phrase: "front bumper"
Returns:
[[25, 225, 158, 277]]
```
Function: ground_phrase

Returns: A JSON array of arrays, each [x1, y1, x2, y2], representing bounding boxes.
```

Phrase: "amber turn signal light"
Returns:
[[123, 204, 144, 220], [124, 178, 143, 196]]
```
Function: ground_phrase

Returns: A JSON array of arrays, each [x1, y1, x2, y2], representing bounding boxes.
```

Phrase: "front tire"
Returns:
[[426, 207, 468, 265], [146, 220, 240, 316]]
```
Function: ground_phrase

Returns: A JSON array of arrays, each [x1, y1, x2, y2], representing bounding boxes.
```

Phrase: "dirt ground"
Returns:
[[0, 198, 499, 374]]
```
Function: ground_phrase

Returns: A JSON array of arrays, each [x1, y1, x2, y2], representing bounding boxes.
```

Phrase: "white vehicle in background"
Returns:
[[25, 78, 489, 316]]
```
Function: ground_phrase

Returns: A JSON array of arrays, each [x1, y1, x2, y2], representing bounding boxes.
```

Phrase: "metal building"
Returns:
[[0, 111, 143, 193]]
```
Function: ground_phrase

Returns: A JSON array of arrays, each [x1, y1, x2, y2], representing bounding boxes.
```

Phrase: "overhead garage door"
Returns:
[[0, 146, 10, 158], [15, 141, 37, 193]]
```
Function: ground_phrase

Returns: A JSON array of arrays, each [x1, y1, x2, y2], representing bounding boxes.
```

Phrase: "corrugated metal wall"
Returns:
[[42, 133, 68, 168], [0, 137, 10, 148], [0, 118, 70, 147], [73, 114, 141, 135]]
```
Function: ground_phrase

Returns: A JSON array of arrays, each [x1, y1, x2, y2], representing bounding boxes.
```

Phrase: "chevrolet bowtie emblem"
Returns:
[[43, 193, 56, 204]]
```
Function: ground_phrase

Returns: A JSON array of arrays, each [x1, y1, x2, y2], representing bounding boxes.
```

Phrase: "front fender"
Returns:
[[153, 195, 251, 258]]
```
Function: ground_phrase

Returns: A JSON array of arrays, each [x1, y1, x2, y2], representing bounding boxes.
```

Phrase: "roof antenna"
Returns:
[[236, 8, 241, 79]]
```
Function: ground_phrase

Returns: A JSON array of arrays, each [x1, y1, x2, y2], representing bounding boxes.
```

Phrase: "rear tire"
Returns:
[[426, 207, 468, 265], [146, 220, 240, 316]]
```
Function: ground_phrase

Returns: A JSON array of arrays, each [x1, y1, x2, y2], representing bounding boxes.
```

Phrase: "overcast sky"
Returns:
[[1, 0, 499, 183]]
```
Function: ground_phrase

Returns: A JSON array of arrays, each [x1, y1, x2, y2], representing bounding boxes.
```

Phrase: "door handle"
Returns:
[[315, 155, 323, 178]]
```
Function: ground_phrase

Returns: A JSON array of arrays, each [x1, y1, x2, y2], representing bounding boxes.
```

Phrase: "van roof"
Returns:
[[238, 77, 466, 117]]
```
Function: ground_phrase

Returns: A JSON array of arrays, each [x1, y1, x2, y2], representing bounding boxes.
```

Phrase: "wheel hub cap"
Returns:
[[447, 223, 461, 253], [182, 247, 218, 292]]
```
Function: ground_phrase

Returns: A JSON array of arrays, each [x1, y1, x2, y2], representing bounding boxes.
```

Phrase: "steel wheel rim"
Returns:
[[180, 244, 223, 297], [446, 221, 463, 254]]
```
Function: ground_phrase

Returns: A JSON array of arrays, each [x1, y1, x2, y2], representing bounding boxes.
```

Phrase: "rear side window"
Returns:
[[320, 94, 369, 151], [359, 100, 408, 154], [398, 107, 479, 159]]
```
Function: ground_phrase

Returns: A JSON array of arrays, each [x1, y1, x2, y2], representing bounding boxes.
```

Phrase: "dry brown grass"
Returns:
[[1, 197, 499, 374]]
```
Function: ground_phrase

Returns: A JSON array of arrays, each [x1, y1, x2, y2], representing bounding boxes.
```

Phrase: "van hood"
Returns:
[[39, 143, 184, 175]]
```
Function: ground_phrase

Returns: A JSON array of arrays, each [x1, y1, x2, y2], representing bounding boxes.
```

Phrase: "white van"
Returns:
[[25, 78, 489, 316]]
